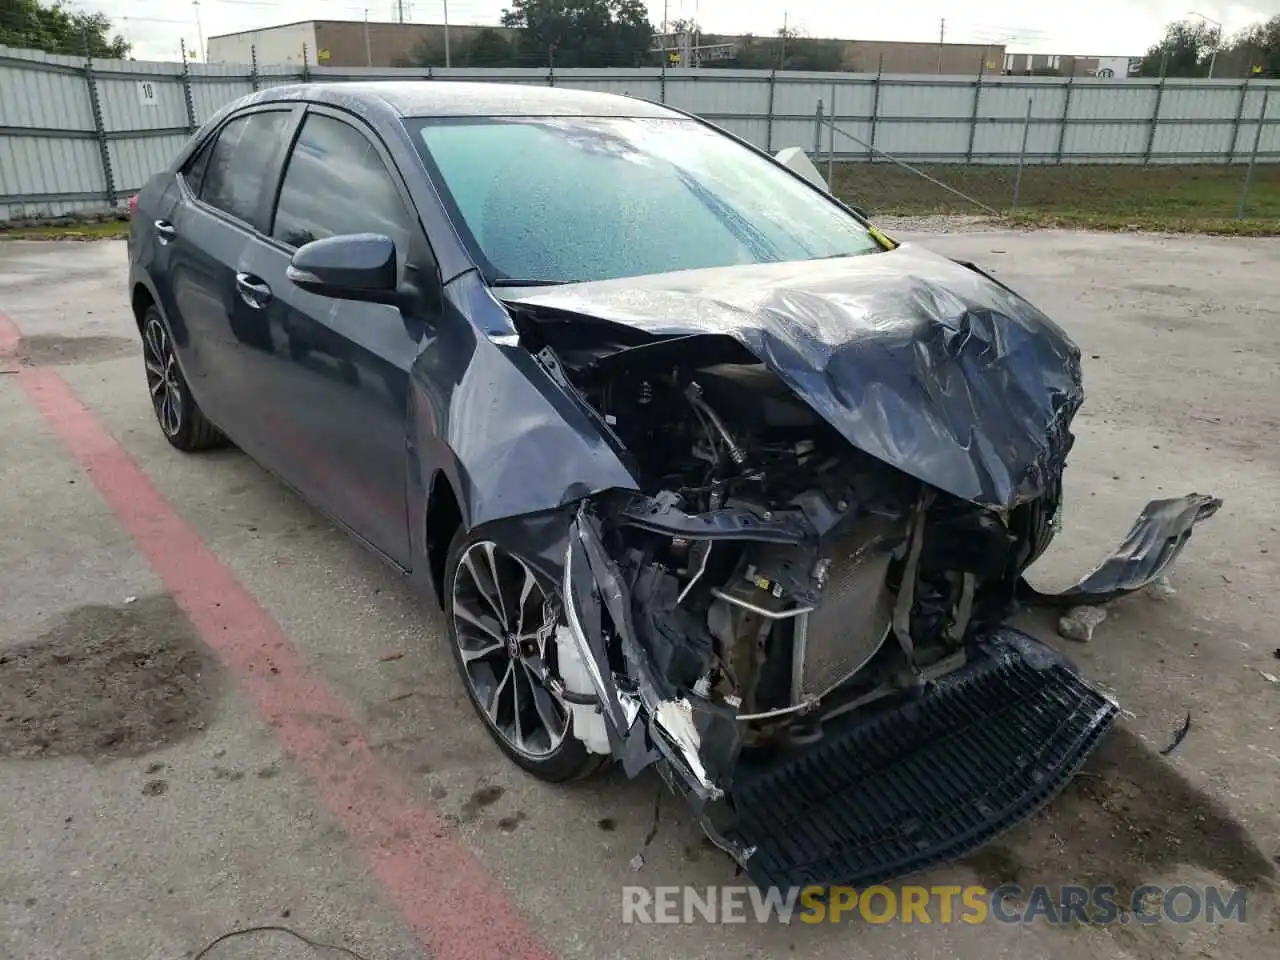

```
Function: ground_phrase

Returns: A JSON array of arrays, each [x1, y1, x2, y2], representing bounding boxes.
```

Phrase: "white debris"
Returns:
[[1058, 605, 1108, 642], [1146, 576, 1177, 601], [1259, 670, 1279, 685], [630, 854, 645, 871], [123, 596, 137, 604]]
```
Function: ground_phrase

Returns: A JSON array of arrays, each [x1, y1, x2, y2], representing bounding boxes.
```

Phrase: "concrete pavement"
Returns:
[[1, 231, 1277, 960]]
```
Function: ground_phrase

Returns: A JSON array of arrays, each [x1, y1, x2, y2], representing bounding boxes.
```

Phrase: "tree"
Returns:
[[702, 26, 846, 72], [403, 34, 447, 67], [784, 37, 846, 72], [500, 0, 653, 68], [1223, 15, 1280, 77], [1136, 18, 1219, 77], [0, 0, 129, 58], [462, 28, 516, 67]]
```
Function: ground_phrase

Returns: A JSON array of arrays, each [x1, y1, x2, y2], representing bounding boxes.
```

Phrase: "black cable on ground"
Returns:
[[192, 924, 372, 960]]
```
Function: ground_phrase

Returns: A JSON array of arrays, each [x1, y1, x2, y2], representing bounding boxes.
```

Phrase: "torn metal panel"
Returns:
[[507, 241, 1083, 512], [1020, 493, 1222, 606], [417, 269, 642, 531], [569, 505, 745, 802]]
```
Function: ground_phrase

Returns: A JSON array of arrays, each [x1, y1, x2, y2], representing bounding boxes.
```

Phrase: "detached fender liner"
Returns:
[[1019, 492, 1222, 607], [723, 628, 1117, 890]]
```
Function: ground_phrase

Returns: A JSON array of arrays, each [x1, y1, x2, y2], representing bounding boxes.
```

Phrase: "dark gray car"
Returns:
[[126, 81, 1219, 889]]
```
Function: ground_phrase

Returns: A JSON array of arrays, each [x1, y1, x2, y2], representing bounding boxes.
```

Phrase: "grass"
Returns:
[[831, 163, 1280, 236], [0, 220, 130, 241]]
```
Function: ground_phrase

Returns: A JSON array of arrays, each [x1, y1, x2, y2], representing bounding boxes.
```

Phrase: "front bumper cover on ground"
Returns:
[[724, 629, 1117, 889]]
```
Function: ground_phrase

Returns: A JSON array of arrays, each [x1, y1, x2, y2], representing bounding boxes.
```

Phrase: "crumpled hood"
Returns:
[[508, 242, 1083, 511]]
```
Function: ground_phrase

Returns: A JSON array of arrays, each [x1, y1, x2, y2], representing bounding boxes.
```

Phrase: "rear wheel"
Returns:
[[141, 306, 223, 452], [444, 529, 602, 782]]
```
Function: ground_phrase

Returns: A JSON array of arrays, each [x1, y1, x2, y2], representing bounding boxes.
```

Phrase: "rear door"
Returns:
[[161, 106, 299, 433], [229, 107, 436, 567]]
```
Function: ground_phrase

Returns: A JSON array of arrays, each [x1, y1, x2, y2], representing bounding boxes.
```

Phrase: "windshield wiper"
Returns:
[[490, 278, 574, 287]]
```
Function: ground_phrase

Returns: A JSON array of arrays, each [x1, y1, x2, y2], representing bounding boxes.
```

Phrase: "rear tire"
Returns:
[[140, 305, 224, 452], [444, 527, 604, 782]]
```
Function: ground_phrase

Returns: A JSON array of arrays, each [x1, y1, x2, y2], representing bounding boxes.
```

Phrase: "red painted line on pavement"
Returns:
[[0, 310, 556, 960]]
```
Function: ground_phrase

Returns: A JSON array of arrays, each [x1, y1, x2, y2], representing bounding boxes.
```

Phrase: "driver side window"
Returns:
[[271, 113, 413, 259]]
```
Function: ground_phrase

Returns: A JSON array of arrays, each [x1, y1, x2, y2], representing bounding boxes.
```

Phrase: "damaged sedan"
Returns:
[[127, 81, 1219, 889]]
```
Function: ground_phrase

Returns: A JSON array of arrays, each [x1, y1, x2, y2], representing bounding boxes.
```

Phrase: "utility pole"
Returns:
[[937, 17, 945, 73], [443, 0, 450, 67], [397, 0, 405, 24], [779, 10, 787, 69], [192, 0, 204, 62], [1189, 12, 1222, 79], [364, 9, 372, 65], [693, 0, 699, 67]]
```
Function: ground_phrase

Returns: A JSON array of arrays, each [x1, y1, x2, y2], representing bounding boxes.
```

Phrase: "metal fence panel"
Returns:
[[1070, 81, 1157, 121], [877, 120, 971, 160], [979, 84, 1068, 120], [1, 49, 1278, 220], [771, 118, 820, 152], [1062, 122, 1150, 160], [0, 135, 105, 218], [880, 77, 975, 119], [97, 70, 188, 133], [191, 80, 254, 125], [0, 50, 93, 131], [1159, 82, 1243, 119], [1232, 88, 1274, 155], [1152, 120, 1235, 160], [109, 134, 190, 193]]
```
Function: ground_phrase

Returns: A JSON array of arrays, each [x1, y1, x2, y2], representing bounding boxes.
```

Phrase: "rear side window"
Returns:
[[271, 113, 412, 255], [195, 110, 290, 224]]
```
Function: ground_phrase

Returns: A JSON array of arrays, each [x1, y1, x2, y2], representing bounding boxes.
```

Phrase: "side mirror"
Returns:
[[773, 146, 830, 193], [287, 233, 400, 304]]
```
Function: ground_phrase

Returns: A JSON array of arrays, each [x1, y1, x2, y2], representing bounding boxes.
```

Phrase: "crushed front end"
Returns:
[[556, 477, 1124, 887], [494, 252, 1220, 887]]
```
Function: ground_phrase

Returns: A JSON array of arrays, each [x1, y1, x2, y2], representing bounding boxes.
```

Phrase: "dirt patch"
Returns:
[[0, 595, 220, 760], [963, 725, 1276, 898], [459, 784, 505, 821], [19, 334, 134, 367], [497, 811, 527, 833]]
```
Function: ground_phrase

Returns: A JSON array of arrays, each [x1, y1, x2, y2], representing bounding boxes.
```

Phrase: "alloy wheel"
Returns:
[[142, 316, 183, 438], [450, 541, 571, 758]]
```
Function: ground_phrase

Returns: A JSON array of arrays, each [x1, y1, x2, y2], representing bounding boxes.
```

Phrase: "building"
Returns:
[[838, 40, 1004, 74], [207, 20, 519, 68], [1002, 52, 1142, 77], [653, 34, 1007, 74]]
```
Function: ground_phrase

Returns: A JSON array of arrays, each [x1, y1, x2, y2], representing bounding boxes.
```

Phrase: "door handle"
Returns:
[[235, 272, 272, 309], [154, 219, 176, 244]]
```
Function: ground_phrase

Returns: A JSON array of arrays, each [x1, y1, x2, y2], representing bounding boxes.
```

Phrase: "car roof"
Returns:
[[253, 81, 682, 120]]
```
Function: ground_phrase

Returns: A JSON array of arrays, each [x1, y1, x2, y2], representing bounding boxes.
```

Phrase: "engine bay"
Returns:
[[518, 315, 1065, 752]]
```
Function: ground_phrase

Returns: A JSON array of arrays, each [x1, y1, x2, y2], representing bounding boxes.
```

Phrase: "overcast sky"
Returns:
[[61, 0, 1280, 63]]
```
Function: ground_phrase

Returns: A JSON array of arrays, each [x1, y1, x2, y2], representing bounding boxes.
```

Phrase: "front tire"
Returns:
[[444, 528, 602, 782], [141, 306, 223, 452]]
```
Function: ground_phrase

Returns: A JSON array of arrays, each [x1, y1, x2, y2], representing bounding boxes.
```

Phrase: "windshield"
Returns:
[[408, 116, 881, 285]]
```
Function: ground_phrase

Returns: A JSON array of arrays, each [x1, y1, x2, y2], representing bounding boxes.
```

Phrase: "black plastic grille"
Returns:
[[726, 634, 1117, 889]]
